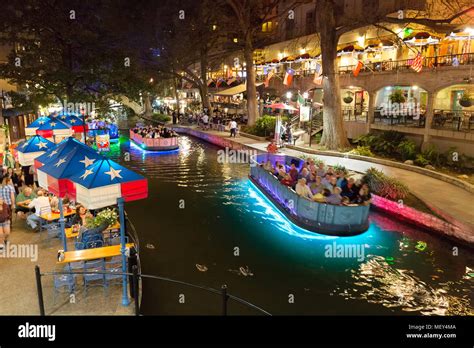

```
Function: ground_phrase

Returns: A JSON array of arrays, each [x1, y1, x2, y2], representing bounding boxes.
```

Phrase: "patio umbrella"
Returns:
[[25, 117, 52, 136], [56, 114, 89, 133], [36, 144, 103, 199], [265, 103, 299, 111], [34, 137, 92, 170], [69, 157, 148, 306], [69, 157, 148, 209], [35, 118, 73, 139], [16, 135, 56, 166]]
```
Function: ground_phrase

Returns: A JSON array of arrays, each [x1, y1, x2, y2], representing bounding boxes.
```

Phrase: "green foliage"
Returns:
[[349, 146, 374, 157], [397, 140, 417, 161], [152, 113, 171, 123], [414, 154, 430, 167], [87, 208, 118, 228], [363, 167, 409, 201], [243, 115, 289, 137], [388, 89, 406, 104], [333, 164, 348, 174]]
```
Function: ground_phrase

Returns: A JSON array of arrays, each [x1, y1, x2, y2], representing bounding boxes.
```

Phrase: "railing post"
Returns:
[[132, 265, 140, 316], [221, 284, 228, 316], [35, 265, 45, 316]]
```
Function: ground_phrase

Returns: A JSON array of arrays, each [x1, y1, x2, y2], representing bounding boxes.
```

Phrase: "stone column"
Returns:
[[366, 91, 376, 133], [422, 91, 435, 150]]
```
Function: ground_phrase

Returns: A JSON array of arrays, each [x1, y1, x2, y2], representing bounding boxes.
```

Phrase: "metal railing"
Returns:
[[34, 265, 271, 316]]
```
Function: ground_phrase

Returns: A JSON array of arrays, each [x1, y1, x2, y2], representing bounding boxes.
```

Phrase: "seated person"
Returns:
[[309, 176, 324, 195], [336, 171, 347, 188], [355, 183, 372, 206], [26, 190, 52, 231], [288, 163, 299, 183], [308, 159, 317, 174], [326, 187, 343, 205], [341, 196, 351, 206], [321, 173, 332, 190], [263, 160, 273, 172], [280, 174, 293, 186], [295, 178, 313, 199], [341, 177, 358, 201], [313, 188, 331, 203], [266, 141, 278, 154], [298, 168, 311, 182], [276, 164, 286, 179], [68, 204, 91, 228], [316, 162, 326, 177], [15, 187, 37, 219]]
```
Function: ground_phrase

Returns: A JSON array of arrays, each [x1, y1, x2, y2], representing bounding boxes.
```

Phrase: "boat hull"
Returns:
[[130, 130, 179, 151], [250, 154, 370, 236]]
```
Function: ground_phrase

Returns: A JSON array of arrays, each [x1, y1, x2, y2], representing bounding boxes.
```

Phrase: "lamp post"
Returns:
[[81, 108, 86, 144], [303, 92, 313, 147]]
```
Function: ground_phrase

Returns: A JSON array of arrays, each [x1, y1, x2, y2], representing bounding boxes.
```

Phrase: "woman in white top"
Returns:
[[295, 178, 313, 199]]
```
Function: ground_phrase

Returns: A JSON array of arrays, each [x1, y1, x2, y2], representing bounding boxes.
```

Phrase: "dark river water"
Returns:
[[108, 134, 473, 315]]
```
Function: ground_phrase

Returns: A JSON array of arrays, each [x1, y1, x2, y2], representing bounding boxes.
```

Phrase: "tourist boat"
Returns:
[[249, 153, 370, 236], [129, 130, 179, 151]]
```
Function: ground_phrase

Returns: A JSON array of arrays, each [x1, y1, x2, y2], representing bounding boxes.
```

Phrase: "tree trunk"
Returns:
[[144, 93, 153, 118], [317, 1, 350, 150], [173, 76, 180, 114], [244, 34, 257, 126], [200, 50, 212, 115]]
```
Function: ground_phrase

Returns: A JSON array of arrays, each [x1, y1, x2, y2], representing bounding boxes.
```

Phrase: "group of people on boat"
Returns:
[[131, 125, 178, 139], [260, 159, 372, 206]]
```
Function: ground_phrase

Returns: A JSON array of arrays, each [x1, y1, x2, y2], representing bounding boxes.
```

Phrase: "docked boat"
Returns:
[[249, 153, 370, 236], [129, 129, 179, 151]]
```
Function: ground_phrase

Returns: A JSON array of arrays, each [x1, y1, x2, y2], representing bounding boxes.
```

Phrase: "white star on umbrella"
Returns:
[[80, 169, 94, 180], [50, 122, 57, 127], [38, 120, 45, 125], [47, 149, 58, 158], [61, 116, 66, 119], [54, 157, 67, 167], [70, 119, 76, 124], [80, 156, 95, 167], [104, 167, 122, 180], [36, 141, 48, 149]]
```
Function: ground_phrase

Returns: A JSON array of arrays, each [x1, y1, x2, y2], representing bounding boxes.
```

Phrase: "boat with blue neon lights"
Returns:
[[129, 129, 179, 151], [249, 153, 370, 236]]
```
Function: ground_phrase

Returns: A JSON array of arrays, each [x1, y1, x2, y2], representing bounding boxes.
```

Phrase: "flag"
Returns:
[[313, 63, 323, 85], [410, 53, 423, 73], [227, 77, 236, 85], [264, 69, 275, 87], [207, 78, 214, 86], [297, 93, 305, 107], [283, 69, 295, 86], [216, 78, 225, 88], [352, 60, 363, 77]]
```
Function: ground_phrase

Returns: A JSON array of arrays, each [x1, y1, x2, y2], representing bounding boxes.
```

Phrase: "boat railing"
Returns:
[[129, 130, 178, 148]]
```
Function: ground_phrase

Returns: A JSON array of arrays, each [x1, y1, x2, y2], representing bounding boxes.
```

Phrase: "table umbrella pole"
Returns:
[[118, 197, 130, 306], [58, 199, 67, 252]]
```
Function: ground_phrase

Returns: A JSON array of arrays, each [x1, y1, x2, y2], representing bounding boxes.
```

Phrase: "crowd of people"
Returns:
[[131, 125, 178, 138], [260, 159, 371, 206]]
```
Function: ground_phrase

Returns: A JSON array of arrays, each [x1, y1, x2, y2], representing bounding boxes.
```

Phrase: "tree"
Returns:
[[313, 0, 473, 150]]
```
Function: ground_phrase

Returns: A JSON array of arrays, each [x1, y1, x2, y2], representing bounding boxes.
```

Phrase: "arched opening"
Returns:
[[340, 85, 369, 122], [433, 84, 473, 131], [374, 85, 428, 127]]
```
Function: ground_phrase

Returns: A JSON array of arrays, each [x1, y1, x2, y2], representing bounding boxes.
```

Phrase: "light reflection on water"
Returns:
[[110, 134, 473, 315]]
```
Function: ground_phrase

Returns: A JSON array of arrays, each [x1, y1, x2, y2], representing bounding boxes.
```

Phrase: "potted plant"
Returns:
[[459, 93, 472, 107], [343, 92, 353, 104], [388, 89, 406, 104]]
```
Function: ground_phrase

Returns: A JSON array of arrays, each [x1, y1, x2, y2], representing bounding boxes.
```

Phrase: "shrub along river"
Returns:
[[106, 134, 473, 315]]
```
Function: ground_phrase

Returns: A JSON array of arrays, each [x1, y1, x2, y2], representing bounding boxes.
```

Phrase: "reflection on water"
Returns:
[[110, 135, 473, 315], [342, 255, 472, 315]]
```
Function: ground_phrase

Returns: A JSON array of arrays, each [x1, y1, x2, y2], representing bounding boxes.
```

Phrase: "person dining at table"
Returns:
[[26, 190, 52, 231], [15, 187, 37, 219], [69, 204, 92, 227]]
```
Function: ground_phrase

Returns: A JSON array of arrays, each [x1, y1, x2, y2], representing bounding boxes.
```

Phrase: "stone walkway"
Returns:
[[181, 126, 474, 234], [0, 218, 135, 315]]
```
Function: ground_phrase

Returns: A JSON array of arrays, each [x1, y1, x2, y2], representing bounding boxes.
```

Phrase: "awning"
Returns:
[[213, 82, 263, 96]]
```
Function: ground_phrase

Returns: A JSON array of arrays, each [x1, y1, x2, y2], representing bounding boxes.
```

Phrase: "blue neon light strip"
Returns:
[[129, 138, 180, 154]]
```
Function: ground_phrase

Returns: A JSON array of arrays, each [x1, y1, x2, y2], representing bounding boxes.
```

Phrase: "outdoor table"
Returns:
[[57, 243, 134, 264], [41, 210, 75, 222], [65, 222, 121, 239]]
